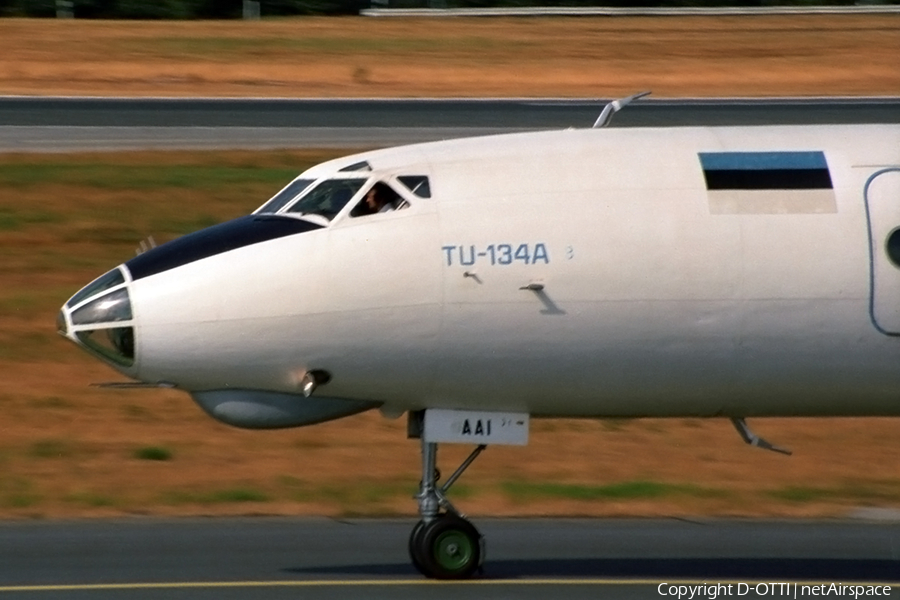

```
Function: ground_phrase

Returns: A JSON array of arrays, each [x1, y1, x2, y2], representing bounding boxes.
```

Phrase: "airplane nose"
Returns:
[[56, 308, 67, 335], [59, 267, 136, 369]]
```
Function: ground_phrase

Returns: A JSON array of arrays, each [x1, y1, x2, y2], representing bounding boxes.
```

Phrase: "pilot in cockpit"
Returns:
[[366, 186, 392, 213], [353, 183, 406, 217]]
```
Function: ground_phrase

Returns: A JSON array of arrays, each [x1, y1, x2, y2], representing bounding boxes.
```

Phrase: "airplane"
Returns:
[[57, 93, 900, 579]]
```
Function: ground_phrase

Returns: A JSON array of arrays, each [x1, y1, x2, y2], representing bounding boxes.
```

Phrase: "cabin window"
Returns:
[[397, 175, 431, 198], [350, 182, 409, 217], [255, 178, 315, 214], [886, 229, 900, 268], [286, 179, 366, 221]]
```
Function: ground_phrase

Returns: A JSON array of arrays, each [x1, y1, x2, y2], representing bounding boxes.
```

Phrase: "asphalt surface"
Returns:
[[0, 518, 898, 599], [0, 97, 898, 151], [3, 97, 899, 127]]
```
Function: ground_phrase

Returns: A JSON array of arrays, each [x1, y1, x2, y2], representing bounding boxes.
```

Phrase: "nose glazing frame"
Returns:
[[59, 266, 137, 370]]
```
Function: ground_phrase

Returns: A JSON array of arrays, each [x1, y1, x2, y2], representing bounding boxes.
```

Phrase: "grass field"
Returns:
[[1, 14, 900, 519], [0, 15, 897, 97], [3, 150, 900, 520]]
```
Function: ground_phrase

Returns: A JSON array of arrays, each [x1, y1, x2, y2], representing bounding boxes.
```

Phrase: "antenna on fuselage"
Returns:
[[592, 91, 651, 129], [135, 235, 157, 256]]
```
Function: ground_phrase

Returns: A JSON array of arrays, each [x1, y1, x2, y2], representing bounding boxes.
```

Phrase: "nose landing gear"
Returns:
[[408, 413, 487, 579]]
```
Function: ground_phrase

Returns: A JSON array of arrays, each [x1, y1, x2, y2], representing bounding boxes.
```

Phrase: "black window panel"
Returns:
[[703, 168, 833, 190], [126, 215, 321, 281]]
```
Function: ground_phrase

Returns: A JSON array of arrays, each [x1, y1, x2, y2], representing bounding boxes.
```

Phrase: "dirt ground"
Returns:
[[0, 15, 897, 97], [2, 16, 900, 520]]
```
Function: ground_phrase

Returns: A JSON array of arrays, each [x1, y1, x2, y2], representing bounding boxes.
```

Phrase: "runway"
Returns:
[[0, 97, 898, 151], [0, 518, 898, 599]]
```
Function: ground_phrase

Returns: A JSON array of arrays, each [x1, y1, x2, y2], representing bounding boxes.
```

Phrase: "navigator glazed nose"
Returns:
[[58, 266, 136, 372]]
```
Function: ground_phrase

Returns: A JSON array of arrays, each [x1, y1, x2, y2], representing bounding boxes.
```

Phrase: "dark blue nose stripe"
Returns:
[[126, 215, 321, 281]]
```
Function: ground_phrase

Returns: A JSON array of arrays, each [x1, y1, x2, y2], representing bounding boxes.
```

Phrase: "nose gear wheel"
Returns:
[[409, 514, 482, 580]]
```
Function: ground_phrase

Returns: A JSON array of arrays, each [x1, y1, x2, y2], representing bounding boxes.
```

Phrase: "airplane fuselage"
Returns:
[[60, 124, 900, 425]]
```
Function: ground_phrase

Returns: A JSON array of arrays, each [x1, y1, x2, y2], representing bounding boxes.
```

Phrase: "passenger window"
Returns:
[[255, 178, 314, 214], [350, 182, 408, 218], [286, 179, 366, 221]]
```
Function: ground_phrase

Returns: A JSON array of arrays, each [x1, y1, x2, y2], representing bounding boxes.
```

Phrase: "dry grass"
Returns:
[[0, 15, 897, 97], [1, 16, 900, 520]]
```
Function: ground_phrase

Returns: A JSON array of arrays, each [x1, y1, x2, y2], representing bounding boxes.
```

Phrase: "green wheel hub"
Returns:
[[433, 529, 474, 571], [414, 514, 481, 579]]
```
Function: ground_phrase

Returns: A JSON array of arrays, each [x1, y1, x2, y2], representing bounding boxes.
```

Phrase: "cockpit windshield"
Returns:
[[286, 178, 366, 221], [255, 178, 315, 214]]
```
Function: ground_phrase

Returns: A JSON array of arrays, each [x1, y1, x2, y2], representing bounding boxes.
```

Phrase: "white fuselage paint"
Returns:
[[75, 125, 900, 420]]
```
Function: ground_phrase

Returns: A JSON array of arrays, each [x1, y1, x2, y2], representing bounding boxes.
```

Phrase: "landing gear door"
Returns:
[[866, 169, 900, 335]]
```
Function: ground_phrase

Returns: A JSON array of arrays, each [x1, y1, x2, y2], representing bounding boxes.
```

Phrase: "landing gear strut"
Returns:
[[408, 412, 486, 579]]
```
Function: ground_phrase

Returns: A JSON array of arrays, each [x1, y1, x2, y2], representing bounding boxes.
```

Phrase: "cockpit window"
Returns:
[[255, 178, 315, 214], [397, 176, 431, 198], [286, 179, 366, 221], [339, 161, 372, 172], [350, 182, 408, 218]]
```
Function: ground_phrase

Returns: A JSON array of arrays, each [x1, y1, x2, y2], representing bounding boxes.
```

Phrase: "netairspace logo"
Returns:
[[658, 583, 893, 600]]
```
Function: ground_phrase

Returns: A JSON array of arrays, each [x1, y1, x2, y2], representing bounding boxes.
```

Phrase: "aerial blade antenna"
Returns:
[[135, 235, 157, 256], [592, 91, 651, 129], [730, 417, 792, 456]]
